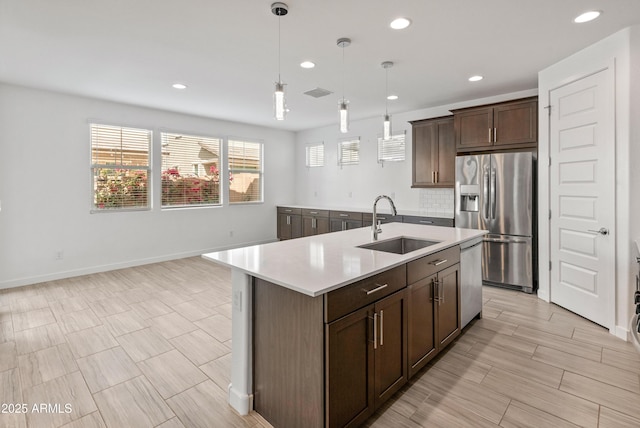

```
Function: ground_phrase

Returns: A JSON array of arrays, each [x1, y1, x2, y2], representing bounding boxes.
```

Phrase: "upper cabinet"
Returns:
[[410, 116, 455, 188], [452, 97, 538, 152]]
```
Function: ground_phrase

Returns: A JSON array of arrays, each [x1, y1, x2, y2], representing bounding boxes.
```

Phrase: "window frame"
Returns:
[[228, 137, 264, 205], [159, 131, 224, 209], [338, 137, 360, 166], [305, 142, 325, 168], [89, 122, 152, 213], [377, 131, 406, 164]]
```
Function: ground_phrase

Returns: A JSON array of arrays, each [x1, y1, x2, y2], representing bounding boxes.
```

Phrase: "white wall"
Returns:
[[0, 84, 296, 289], [293, 89, 537, 215], [538, 26, 639, 339]]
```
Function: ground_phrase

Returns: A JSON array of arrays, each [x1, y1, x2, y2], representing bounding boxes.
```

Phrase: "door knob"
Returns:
[[587, 227, 609, 235]]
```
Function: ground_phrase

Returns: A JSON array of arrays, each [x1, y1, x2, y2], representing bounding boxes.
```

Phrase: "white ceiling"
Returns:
[[1, 1, 639, 132]]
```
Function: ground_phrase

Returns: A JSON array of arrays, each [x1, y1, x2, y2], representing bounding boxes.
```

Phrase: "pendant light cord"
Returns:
[[385, 67, 389, 115], [278, 16, 281, 83], [341, 45, 345, 102]]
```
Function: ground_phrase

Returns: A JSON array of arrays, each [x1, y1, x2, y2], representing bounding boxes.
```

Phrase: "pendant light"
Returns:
[[272, 3, 288, 121], [381, 61, 393, 140], [337, 38, 351, 133]]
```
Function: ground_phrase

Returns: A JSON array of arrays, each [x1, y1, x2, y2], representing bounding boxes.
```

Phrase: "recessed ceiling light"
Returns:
[[300, 61, 315, 69], [468, 75, 483, 82], [390, 18, 411, 30], [172, 83, 187, 89], [387, 95, 398, 100], [574, 10, 601, 23]]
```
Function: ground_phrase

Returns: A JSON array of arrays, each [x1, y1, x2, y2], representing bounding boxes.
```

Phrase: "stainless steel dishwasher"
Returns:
[[460, 237, 483, 328]]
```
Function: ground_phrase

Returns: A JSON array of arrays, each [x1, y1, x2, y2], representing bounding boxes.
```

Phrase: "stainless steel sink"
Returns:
[[357, 237, 440, 254]]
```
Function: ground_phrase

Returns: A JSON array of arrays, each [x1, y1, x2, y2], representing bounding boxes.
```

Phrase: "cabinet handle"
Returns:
[[439, 279, 445, 304], [285, 209, 292, 212], [379, 310, 384, 346], [494, 127, 497, 143], [286, 215, 291, 225], [378, 217, 386, 220], [489, 128, 492, 142], [342, 220, 346, 231], [373, 312, 378, 350], [436, 171, 439, 183], [432, 280, 439, 302], [310, 211, 318, 214], [419, 220, 434, 224], [364, 283, 388, 295], [339, 213, 349, 217], [428, 259, 448, 266], [312, 218, 316, 229], [432, 171, 435, 184]]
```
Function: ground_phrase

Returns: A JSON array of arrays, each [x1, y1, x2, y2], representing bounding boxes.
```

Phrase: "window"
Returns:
[[91, 124, 151, 210], [228, 139, 263, 203], [378, 132, 406, 163], [338, 138, 360, 166], [306, 142, 324, 167], [161, 132, 223, 208]]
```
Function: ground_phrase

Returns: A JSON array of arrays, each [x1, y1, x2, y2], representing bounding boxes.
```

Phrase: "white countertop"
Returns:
[[278, 204, 454, 219], [202, 223, 486, 297]]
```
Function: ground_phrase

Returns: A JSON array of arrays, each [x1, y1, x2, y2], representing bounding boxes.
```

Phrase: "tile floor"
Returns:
[[0, 257, 638, 428]]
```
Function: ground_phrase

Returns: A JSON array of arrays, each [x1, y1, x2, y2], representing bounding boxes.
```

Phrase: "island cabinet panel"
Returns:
[[326, 305, 375, 428], [326, 289, 407, 428], [277, 207, 302, 240], [253, 278, 325, 428], [406, 246, 461, 378]]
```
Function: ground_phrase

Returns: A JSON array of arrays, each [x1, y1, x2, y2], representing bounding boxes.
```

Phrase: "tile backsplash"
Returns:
[[419, 188, 455, 218]]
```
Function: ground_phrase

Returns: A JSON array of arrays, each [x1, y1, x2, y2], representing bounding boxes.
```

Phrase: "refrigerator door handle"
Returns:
[[483, 169, 490, 219], [483, 237, 528, 244], [491, 168, 497, 219]]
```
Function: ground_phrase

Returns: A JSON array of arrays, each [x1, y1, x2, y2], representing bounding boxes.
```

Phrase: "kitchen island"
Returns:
[[202, 222, 486, 428]]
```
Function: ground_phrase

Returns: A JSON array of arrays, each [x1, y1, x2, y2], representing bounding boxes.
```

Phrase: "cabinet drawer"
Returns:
[[407, 246, 460, 284], [301, 208, 329, 217], [403, 216, 454, 227], [324, 265, 406, 323], [362, 213, 403, 223], [278, 206, 301, 215], [329, 210, 363, 221]]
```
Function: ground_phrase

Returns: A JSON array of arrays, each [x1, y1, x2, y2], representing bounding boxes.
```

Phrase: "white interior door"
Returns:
[[549, 69, 615, 328]]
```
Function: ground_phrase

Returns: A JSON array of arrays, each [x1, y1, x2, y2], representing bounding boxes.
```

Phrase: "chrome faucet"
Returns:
[[372, 195, 397, 240]]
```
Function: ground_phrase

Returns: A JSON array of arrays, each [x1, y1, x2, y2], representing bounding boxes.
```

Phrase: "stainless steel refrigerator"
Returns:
[[455, 152, 535, 293]]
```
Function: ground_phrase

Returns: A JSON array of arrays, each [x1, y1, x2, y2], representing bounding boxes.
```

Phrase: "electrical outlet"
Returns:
[[233, 290, 242, 311], [55, 250, 64, 260]]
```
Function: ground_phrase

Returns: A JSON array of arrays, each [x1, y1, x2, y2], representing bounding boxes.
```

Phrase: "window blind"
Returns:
[[161, 132, 223, 208], [338, 138, 360, 166], [229, 139, 263, 203], [378, 132, 406, 163], [91, 124, 151, 210], [306, 143, 324, 167]]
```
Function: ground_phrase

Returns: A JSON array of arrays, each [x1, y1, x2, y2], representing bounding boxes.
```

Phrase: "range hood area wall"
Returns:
[[294, 89, 537, 213], [0, 83, 297, 289]]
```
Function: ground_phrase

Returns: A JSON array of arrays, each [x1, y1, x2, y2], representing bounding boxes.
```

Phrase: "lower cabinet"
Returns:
[[329, 210, 363, 232], [302, 209, 330, 237], [277, 207, 302, 240], [326, 289, 408, 428], [252, 247, 461, 428], [407, 247, 461, 378]]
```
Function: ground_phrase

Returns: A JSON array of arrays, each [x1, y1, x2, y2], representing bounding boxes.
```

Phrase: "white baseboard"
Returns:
[[0, 238, 275, 290]]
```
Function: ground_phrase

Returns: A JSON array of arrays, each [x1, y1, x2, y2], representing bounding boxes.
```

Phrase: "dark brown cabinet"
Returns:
[[329, 210, 363, 232], [326, 289, 407, 428], [453, 97, 537, 152], [302, 209, 330, 237], [277, 207, 302, 240], [410, 116, 455, 188], [407, 246, 461, 378]]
